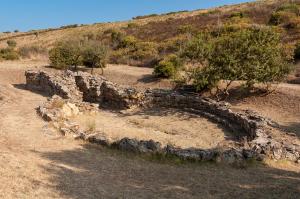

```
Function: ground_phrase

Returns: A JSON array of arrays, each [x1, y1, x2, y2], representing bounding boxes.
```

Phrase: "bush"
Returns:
[[127, 23, 139, 29], [110, 30, 125, 49], [119, 35, 138, 49], [18, 45, 48, 58], [269, 3, 300, 29], [81, 41, 109, 74], [49, 39, 82, 69], [180, 33, 212, 64], [154, 54, 183, 78], [131, 41, 158, 60], [182, 27, 293, 93], [158, 34, 189, 54], [0, 48, 19, 60], [7, 40, 17, 48]]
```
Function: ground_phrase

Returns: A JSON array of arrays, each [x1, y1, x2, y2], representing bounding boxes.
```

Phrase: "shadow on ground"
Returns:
[[274, 122, 300, 138], [13, 84, 51, 98], [34, 143, 300, 199], [137, 74, 161, 84]]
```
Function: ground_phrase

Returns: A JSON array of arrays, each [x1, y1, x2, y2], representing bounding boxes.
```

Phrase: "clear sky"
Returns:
[[0, 0, 254, 32]]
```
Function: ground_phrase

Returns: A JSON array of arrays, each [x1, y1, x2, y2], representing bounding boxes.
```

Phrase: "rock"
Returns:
[[60, 128, 71, 136], [116, 138, 162, 153], [85, 133, 111, 146], [61, 102, 80, 117], [117, 138, 140, 152]]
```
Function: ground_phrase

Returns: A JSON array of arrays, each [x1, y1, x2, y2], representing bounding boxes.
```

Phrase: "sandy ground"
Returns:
[[229, 84, 300, 137], [0, 61, 299, 198], [73, 108, 234, 149]]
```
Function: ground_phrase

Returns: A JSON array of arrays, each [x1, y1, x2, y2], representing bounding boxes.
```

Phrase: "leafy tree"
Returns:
[[181, 27, 293, 95], [81, 41, 109, 74], [49, 39, 82, 70]]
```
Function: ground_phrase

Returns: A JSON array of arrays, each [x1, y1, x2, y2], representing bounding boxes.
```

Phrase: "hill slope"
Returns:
[[0, 0, 299, 49]]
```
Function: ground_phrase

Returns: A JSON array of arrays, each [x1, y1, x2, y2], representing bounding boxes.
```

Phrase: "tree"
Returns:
[[181, 26, 293, 96], [81, 41, 109, 74], [49, 39, 82, 70]]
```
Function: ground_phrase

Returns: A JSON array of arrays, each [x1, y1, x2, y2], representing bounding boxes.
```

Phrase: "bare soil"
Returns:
[[73, 108, 234, 149], [0, 61, 299, 198]]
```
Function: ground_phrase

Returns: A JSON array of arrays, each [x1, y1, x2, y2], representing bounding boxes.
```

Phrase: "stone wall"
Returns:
[[74, 73, 144, 109], [25, 70, 82, 101], [26, 70, 300, 163]]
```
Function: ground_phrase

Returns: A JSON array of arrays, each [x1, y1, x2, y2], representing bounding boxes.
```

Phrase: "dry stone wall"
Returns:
[[25, 70, 82, 101], [25, 70, 300, 163]]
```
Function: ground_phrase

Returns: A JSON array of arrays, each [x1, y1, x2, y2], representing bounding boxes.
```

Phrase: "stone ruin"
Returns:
[[25, 70, 300, 163]]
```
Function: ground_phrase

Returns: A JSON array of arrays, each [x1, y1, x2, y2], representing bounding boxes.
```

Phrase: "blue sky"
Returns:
[[0, 0, 254, 32]]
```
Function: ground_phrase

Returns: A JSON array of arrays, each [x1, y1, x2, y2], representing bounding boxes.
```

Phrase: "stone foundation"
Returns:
[[26, 70, 300, 163]]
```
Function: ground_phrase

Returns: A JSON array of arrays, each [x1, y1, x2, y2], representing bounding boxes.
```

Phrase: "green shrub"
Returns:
[[7, 40, 17, 48], [182, 27, 293, 93], [49, 39, 82, 69], [180, 33, 212, 64], [81, 41, 109, 74], [154, 54, 183, 78], [158, 35, 189, 54], [127, 23, 139, 29], [110, 40, 158, 67], [269, 3, 300, 29], [109, 48, 131, 64], [119, 35, 138, 49], [0, 48, 19, 60], [110, 30, 125, 49], [269, 11, 298, 26], [131, 41, 158, 60], [18, 45, 48, 58]]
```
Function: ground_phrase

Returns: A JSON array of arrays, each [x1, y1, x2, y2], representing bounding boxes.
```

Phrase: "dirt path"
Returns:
[[0, 63, 299, 198]]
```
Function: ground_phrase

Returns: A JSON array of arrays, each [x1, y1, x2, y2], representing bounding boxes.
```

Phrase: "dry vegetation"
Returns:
[[0, 0, 300, 198], [0, 61, 299, 198]]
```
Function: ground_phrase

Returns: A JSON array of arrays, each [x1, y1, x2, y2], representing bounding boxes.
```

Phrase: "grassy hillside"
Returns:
[[0, 0, 298, 47], [1, 0, 300, 70]]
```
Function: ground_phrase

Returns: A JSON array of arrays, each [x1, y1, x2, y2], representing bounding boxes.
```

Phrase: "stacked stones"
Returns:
[[25, 70, 300, 163]]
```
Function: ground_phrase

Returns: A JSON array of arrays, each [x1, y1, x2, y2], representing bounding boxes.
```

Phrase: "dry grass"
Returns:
[[73, 108, 235, 149], [0, 0, 295, 49]]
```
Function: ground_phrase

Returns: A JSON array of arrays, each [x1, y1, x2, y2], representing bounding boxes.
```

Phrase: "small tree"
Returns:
[[181, 27, 293, 96], [81, 41, 109, 74], [49, 40, 82, 70]]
